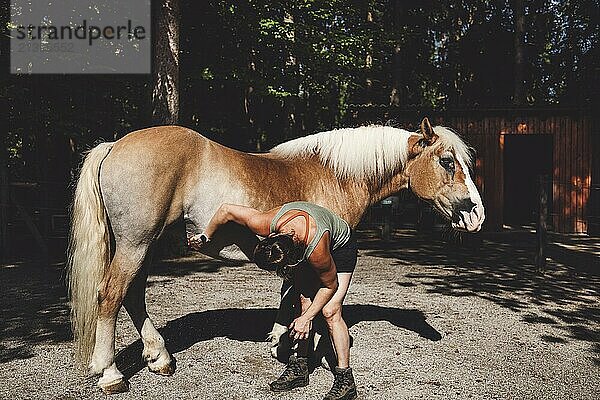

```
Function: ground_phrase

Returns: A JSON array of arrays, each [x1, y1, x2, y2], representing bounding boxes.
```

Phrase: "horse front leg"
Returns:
[[123, 253, 174, 376], [269, 280, 295, 361], [89, 245, 147, 394]]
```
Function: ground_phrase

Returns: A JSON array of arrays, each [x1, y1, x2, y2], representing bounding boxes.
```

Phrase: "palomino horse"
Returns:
[[67, 117, 484, 393]]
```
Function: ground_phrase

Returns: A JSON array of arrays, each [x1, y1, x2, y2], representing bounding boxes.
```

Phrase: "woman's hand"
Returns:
[[289, 316, 312, 341], [188, 233, 210, 251]]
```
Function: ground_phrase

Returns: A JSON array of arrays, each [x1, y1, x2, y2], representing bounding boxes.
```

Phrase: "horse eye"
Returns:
[[439, 157, 455, 173]]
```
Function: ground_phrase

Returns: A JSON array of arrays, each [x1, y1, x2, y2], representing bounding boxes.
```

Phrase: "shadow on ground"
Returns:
[[116, 304, 440, 379], [0, 254, 231, 364], [147, 255, 243, 285], [359, 229, 600, 365], [0, 263, 71, 363]]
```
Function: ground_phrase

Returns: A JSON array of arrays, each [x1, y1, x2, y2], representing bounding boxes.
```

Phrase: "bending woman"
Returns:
[[189, 201, 358, 400]]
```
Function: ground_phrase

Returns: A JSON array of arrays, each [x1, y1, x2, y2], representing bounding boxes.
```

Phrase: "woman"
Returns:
[[189, 201, 358, 400]]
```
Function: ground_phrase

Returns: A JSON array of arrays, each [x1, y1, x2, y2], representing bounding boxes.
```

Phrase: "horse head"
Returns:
[[404, 117, 485, 232]]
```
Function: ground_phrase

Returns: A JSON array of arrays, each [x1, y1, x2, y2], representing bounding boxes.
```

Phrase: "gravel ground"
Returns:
[[0, 230, 598, 400]]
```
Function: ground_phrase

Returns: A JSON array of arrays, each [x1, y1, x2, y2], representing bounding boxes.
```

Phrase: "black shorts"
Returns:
[[331, 231, 358, 273]]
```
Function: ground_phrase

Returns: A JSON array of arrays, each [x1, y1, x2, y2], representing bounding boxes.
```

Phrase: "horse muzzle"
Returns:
[[451, 198, 485, 232]]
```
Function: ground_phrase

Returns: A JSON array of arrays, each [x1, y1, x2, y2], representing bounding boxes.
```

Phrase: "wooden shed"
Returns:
[[349, 106, 598, 234], [443, 109, 597, 234]]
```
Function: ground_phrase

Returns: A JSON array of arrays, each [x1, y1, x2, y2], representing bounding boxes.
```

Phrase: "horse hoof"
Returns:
[[270, 345, 279, 359], [320, 355, 331, 371], [100, 379, 130, 395], [149, 361, 176, 376]]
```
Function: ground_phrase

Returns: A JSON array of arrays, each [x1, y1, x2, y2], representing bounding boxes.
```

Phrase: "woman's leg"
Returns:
[[321, 272, 357, 400], [321, 272, 353, 368]]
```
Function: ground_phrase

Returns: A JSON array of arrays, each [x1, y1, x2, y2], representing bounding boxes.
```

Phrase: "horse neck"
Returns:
[[369, 172, 410, 204], [308, 167, 408, 228], [302, 171, 368, 227], [365, 134, 414, 205]]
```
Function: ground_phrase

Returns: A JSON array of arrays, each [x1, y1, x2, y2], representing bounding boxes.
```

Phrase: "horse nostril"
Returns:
[[454, 198, 477, 216]]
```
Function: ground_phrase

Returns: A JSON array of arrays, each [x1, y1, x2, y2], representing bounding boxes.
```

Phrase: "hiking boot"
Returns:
[[269, 355, 309, 392], [323, 367, 357, 400]]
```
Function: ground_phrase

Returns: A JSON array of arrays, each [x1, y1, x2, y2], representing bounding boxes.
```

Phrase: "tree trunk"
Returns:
[[152, 0, 184, 257], [389, 43, 401, 106], [0, 29, 8, 260], [283, 11, 299, 140], [364, 4, 375, 105], [512, 0, 526, 105], [245, 48, 259, 151], [389, 0, 403, 106], [152, 0, 180, 125]]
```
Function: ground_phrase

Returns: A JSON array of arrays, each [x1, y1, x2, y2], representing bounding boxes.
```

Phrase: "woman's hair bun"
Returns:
[[253, 233, 305, 280]]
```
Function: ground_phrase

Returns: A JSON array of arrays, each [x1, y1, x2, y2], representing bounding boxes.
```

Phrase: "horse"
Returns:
[[67, 117, 484, 393]]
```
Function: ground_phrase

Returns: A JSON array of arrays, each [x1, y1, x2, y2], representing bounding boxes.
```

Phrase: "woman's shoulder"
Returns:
[[281, 202, 346, 226], [284, 201, 331, 213], [284, 200, 312, 208]]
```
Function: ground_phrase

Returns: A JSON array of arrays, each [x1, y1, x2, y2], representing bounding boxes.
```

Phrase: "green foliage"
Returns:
[[5, 0, 597, 181], [179, 0, 596, 150]]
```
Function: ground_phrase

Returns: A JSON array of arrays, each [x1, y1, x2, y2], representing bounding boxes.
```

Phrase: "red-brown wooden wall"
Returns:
[[436, 111, 594, 233]]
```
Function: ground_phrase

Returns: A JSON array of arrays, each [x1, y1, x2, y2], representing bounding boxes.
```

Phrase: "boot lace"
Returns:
[[279, 360, 303, 380]]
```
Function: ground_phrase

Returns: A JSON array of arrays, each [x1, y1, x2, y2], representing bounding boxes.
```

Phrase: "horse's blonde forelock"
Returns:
[[270, 125, 412, 182], [431, 126, 474, 169]]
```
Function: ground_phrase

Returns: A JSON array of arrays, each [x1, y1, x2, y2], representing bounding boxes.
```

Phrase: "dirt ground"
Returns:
[[1, 230, 599, 400]]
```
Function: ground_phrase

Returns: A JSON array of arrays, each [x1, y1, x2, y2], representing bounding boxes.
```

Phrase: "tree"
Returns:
[[153, 0, 181, 125], [512, 0, 527, 104]]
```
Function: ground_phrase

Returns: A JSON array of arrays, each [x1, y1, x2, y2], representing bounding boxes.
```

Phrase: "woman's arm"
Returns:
[[204, 203, 275, 239], [288, 233, 338, 340]]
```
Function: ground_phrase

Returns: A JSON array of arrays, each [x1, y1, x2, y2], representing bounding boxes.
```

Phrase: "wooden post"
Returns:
[[14, 198, 49, 263], [536, 175, 548, 271], [0, 150, 8, 261], [381, 216, 391, 241], [381, 197, 394, 241]]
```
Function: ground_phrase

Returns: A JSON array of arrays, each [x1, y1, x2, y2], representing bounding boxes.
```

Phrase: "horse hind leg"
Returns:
[[89, 243, 148, 394], [269, 280, 295, 360], [123, 252, 174, 376]]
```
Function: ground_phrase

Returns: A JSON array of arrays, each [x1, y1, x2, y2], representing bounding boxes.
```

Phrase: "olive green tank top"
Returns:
[[270, 201, 351, 260]]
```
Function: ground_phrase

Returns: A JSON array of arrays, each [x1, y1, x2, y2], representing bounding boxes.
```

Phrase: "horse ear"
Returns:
[[407, 134, 426, 157], [420, 117, 438, 145]]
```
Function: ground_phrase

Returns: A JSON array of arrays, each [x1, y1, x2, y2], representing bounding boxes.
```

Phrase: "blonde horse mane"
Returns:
[[270, 126, 412, 182], [270, 124, 473, 181]]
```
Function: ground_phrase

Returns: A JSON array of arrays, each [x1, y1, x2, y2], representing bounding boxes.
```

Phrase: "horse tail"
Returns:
[[67, 142, 114, 368]]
